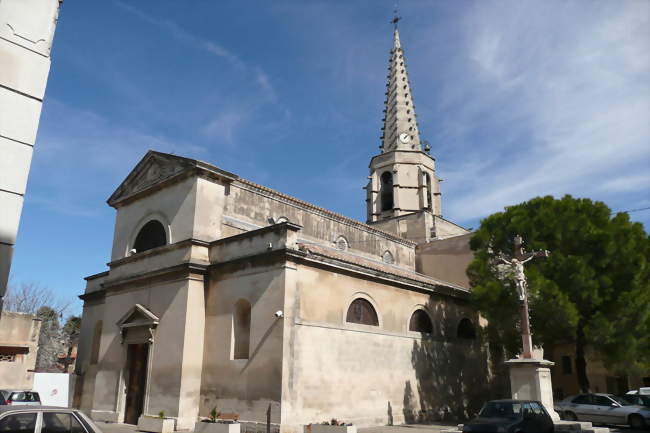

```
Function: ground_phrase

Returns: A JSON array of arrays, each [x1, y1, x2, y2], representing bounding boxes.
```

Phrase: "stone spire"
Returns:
[[381, 28, 422, 152]]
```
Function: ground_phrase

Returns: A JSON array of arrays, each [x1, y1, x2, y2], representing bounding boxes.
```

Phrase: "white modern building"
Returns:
[[0, 0, 63, 308]]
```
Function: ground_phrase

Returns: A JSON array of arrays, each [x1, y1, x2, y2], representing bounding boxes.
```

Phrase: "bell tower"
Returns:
[[365, 20, 442, 241]]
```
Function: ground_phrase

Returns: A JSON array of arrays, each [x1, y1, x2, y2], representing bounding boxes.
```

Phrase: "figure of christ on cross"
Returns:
[[497, 235, 550, 359]]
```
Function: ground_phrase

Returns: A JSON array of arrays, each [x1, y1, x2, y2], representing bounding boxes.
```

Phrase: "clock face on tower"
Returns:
[[399, 133, 411, 143]]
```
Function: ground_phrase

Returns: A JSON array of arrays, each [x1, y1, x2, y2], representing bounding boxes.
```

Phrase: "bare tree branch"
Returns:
[[2, 282, 70, 316]]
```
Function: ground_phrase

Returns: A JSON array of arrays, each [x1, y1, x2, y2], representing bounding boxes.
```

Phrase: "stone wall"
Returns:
[[416, 233, 474, 288], [279, 264, 489, 431], [225, 180, 416, 269], [0, 311, 41, 389]]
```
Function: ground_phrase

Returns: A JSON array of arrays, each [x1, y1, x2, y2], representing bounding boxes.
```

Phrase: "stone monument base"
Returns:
[[505, 357, 560, 421]]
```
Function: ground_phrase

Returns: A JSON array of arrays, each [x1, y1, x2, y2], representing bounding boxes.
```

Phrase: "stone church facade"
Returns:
[[75, 28, 489, 432]]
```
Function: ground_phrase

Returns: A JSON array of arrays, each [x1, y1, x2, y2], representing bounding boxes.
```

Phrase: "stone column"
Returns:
[[505, 358, 560, 421]]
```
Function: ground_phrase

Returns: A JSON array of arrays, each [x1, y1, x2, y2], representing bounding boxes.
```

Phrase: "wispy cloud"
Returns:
[[201, 110, 246, 145], [114, 0, 270, 94], [431, 0, 650, 225], [31, 99, 207, 216]]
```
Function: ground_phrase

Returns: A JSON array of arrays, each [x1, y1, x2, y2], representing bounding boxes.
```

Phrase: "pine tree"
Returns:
[[468, 195, 650, 392]]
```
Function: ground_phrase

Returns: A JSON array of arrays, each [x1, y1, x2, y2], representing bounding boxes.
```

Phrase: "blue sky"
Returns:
[[10, 0, 650, 315]]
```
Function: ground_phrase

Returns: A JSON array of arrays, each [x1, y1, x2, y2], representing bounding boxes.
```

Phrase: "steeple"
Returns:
[[366, 20, 443, 241], [381, 27, 422, 152]]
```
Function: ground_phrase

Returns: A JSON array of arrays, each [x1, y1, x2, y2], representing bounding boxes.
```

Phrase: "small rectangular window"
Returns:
[[561, 355, 572, 375]]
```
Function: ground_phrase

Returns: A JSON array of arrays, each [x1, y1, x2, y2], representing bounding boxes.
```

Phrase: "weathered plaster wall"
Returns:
[[87, 273, 205, 430], [75, 278, 106, 411], [200, 260, 285, 425], [0, 312, 41, 389], [280, 264, 489, 431], [370, 211, 434, 243], [432, 217, 468, 240], [416, 233, 474, 288], [110, 176, 198, 261], [224, 181, 416, 269]]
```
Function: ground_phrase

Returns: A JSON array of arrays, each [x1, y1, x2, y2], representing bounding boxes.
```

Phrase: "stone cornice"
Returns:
[[101, 262, 208, 291], [79, 290, 106, 302], [209, 221, 302, 246], [106, 238, 209, 268], [107, 151, 237, 208], [84, 271, 109, 281], [292, 244, 470, 298]]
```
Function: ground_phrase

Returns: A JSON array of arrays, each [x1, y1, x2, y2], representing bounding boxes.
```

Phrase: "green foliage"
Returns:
[[209, 407, 220, 422], [63, 316, 81, 336], [468, 195, 650, 373], [37, 306, 60, 329], [158, 411, 165, 419]]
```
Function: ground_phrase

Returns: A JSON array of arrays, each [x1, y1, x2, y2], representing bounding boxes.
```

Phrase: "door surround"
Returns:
[[115, 304, 159, 424]]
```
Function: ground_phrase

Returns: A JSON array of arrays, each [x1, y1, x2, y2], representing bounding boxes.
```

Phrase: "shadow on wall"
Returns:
[[403, 298, 509, 423]]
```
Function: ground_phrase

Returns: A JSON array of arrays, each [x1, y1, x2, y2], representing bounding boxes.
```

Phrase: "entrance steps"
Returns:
[[440, 421, 610, 433]]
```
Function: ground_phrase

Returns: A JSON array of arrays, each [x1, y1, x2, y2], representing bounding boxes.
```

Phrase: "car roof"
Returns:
[[0, 406, 77, 414]]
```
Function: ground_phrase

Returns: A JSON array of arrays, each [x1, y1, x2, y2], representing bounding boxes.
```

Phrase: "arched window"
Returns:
[[232, 299, 251, 359], [423, 172, 432, 210], [133, 220, 166, 253], [346, 298, 379, 326], [409, 310, 433, 334], [335, 236, 349, 251], [382, 251, 394, 264], [457, 318, 476, 339], [380, 171, 394, 211]]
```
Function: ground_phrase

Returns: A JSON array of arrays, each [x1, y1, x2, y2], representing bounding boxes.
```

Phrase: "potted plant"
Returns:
[[194, 408, 241, 433], [304, 419, 356, 433], [137, 411, 175, 433]]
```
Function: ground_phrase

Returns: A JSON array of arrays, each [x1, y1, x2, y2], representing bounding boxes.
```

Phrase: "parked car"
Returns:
[[621, 393, 650, 408], [555, 393, 650, 429], [627, 387, 650, 395], [0, 391, 41, 406], [0, 406, 103, 433], [462, 400, 554, 433]]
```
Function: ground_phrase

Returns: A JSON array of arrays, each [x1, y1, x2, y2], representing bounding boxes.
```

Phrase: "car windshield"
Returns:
[[479, 402, 523, 419], [607, 395, 633, 406], [9, 391, 39, 402]]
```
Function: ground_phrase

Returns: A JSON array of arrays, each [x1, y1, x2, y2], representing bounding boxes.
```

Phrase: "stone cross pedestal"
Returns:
[[505, 357, 560, 421], [498, 236, 559, 420]]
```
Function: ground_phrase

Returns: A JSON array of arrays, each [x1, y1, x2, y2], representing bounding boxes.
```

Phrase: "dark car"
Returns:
[[0, 391, 41, 406], [0, 406, 103, 433], [462, 400, 554, 433]]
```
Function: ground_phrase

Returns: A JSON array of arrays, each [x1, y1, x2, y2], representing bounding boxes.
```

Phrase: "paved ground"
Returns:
[[96, 421, 647, 433], [96, 422, 458, 433]]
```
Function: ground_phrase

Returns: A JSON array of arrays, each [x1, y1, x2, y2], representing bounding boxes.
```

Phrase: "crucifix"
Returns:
[[497, 235, 550, 359]]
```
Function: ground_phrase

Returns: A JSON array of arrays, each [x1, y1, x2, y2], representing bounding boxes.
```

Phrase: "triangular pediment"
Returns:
[[116, 304, 159, 328], [107, 151, 198, 207]]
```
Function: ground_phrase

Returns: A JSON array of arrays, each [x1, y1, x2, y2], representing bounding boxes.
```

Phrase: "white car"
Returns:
[[627, 387, 650, 395], [555, 393, 650, 429], [0, 406, 104, 433]]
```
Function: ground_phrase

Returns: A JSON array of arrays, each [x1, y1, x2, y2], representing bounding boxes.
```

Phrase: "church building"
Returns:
[[75, 26, 490, 433]]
